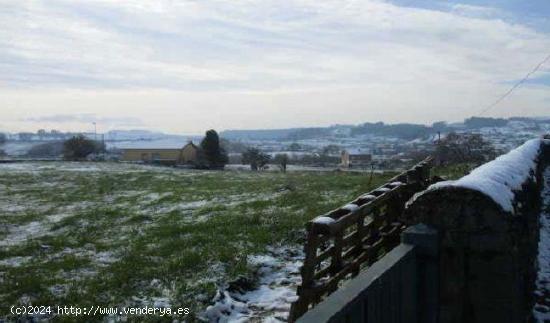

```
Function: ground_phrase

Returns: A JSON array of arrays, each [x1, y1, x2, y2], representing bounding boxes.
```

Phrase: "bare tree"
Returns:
[[242, 148, 271, 171], [274, 153, 289, 172], [436, 132, 496, 165]]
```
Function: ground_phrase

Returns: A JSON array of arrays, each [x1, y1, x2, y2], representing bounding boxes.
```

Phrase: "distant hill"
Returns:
[[106, 130, 174, 141], [4, 117, 547, 148], [221, 116, 548, 142], [350, 122, 430, 139], [220, 128, 301, 140], [463, 117, 508, 129]]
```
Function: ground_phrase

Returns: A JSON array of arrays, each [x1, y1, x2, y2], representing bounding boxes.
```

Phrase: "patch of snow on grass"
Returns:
[[203, 247, 303, 322], [0, 201, 100, 247], [124, 281, 176, 314], [57, 268, 98, 282], [154, 200, 209, 213], [0, 256, 32, 267], [48, 284, 68, 297], [95, 251, 118, 266], [46, 212, 76, 223], [0, 197, 53, 216], [0, 162, 184, 175], [140, 192, 174, 204], [0, 204, 27, 213], [0, 221, 45, 247], [222, 192, 284, 208]]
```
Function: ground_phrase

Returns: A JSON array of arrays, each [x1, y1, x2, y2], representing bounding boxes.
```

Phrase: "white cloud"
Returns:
[[23, 113, 144, 126], [450, 3, 503, 19], [0, 0, 549, 131]]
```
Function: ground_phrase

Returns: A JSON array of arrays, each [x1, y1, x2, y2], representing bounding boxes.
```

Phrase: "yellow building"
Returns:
[[121, 142, 199, 165], [340, 149, 372, 168]]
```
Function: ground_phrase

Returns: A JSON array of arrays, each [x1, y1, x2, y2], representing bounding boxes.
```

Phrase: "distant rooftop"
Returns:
[[109, 139, 193, 150]]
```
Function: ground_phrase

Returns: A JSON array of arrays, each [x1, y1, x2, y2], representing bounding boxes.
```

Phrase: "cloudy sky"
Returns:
[[0, 0, 549, 134]]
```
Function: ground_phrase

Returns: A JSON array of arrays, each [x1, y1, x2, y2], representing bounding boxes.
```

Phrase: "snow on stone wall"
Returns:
[[429, 138, 546, 213]]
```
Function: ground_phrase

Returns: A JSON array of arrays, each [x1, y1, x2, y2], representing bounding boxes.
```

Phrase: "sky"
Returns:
[[0, 0, 549, 134]]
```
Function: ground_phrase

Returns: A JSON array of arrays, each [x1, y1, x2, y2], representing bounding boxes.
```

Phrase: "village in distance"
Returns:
[[1, 116, 548, 172]]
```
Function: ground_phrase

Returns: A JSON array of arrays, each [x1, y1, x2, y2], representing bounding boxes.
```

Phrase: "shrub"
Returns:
[[63, 135, 103, 160], [242, 148, 271, 171]]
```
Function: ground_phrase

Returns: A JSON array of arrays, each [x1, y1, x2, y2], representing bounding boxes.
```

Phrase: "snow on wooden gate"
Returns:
[[289, 157, 435, 322]]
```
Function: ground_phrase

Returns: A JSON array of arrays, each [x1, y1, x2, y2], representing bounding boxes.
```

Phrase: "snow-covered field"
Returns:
[[534, 167, 550, 322], [0, 161, 388, 321]]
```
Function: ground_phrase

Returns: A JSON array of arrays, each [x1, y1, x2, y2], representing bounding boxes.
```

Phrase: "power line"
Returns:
[[477, 52, 550, 116]]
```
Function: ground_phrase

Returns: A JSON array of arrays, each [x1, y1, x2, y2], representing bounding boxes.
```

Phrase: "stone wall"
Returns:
[[404, 138, 549, 323]]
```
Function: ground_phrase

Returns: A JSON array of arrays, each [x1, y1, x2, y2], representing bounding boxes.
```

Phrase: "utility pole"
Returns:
[[93, 122, 97, 141]]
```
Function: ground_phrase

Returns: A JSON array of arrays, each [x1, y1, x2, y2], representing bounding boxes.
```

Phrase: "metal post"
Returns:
[[93, 122, 97, 141]]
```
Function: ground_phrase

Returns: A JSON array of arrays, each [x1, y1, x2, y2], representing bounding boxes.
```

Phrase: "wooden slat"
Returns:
[[289, 157, 434, 322]]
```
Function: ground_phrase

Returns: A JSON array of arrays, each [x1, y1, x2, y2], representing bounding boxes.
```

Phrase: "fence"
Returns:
[[291, 137, 550, 323], [289, 157, 435, 322], [296, 224, 439, 323]]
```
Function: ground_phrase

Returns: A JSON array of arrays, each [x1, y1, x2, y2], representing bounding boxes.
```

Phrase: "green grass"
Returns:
[[0, 162, 394, 321], [432, 162, 477, 180]]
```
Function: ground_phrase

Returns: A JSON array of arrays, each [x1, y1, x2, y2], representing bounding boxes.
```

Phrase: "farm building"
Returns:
[[340, 149, 372, 168], [121, 142, 199, 165]]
